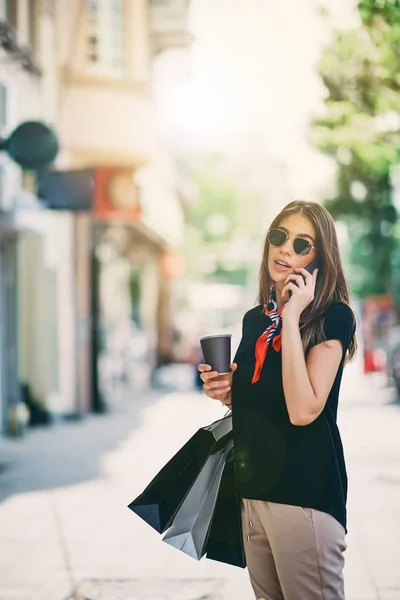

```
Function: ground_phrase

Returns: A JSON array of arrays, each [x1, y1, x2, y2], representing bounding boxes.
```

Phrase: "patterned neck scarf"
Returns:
[[252, 288, 288, 384]]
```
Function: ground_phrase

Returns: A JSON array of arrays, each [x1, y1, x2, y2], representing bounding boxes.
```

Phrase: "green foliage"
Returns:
[[188, 154, 261, 242], [312, 1, 400, 304], [182, 154, 262, 286], [358, 0, 400, 27]]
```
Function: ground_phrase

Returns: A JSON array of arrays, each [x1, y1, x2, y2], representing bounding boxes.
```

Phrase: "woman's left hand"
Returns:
[[281, 267, 318, 320]]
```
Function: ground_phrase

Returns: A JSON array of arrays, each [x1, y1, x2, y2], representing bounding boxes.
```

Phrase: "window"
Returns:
[[0, 83, 7, 136], [85, 0, 126, 76], [110, 0, 124, 69], [0, 82, 7, 131], [4, 0, 18, 29], [87, 0, 100, 62], [28, 0, 38, 55]]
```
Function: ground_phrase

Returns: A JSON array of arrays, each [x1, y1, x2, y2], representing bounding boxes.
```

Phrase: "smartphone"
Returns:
[[288, 257, 320, 298]]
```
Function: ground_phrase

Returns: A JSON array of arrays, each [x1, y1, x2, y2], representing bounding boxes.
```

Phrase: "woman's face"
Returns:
[[267, 212, 317, 290]]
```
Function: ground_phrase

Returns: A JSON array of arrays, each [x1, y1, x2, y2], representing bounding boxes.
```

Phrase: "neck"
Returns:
[[273, 284, 285, 312]]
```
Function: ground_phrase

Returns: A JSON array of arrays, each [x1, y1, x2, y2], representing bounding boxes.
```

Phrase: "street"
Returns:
[[0, 358, 399, 600]]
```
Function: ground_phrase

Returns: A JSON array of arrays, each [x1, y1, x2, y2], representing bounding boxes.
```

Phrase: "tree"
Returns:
[[182, 153, 263, 286], [312, 0, 400, 305]]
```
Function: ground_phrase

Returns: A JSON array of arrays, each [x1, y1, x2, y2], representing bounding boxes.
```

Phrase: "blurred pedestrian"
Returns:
[[199, 200, 357, 600]]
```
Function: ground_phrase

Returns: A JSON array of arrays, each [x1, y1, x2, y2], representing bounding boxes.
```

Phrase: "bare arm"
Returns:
[[281, 314, 343, 425]]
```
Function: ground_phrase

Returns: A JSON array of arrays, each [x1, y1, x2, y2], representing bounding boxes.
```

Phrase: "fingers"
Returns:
[[294, 267, 318, 283], [207, 388, 231, 401], [204, 378, 231, 395], [198, 363, 237, 383], [281, 281, 298, 298], [199, 363, 237, 372], [284, 273, 305, 286], [198, 363, 237, 401], [294, 267, 312, 278], [198, 364, 218, 382]]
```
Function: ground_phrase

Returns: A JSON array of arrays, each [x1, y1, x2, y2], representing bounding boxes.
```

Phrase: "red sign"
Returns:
[[362, 294, 395, 374], [94, 167, 141, 221]]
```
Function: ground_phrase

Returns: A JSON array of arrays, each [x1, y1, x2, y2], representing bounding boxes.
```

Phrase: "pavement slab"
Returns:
[[0, 361, 399, 600], [69, 578, 225, 600]]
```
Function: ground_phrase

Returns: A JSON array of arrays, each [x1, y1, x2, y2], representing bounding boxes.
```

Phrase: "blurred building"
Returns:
[[56, 0, 191, 412], [0, 0, 67, 435], [0, 0, 191, 436]]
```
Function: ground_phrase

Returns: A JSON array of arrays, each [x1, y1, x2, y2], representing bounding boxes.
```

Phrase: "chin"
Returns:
[[268, 264, 288, 284]]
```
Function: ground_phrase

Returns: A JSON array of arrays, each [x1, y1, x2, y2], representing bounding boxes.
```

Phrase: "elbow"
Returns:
[[288, 394, 325, 426], [289, 409, 320, 427], [289, 413, 312, 427], [287, 397, 325, 427]]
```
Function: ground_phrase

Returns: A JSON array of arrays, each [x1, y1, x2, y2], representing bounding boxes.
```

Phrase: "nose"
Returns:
[[280, 236, 294, 254]]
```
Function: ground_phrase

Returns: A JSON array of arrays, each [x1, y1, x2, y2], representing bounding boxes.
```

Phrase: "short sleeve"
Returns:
[[233, 308, 253, 363], [321, 302, 356, 352]]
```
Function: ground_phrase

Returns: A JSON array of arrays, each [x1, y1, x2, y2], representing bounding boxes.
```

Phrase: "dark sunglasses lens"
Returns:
[[268, 229, 286, 246], [294, 238, 312, 256]]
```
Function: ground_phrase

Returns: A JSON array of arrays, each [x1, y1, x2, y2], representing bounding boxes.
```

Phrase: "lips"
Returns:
[[274, 259, 291, 270]]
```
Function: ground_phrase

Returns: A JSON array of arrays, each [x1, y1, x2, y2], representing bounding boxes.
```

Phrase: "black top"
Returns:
[[231, 301, 356, 534]]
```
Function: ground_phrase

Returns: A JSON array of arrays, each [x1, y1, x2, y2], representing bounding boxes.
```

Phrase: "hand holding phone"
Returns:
[[288, 257, 320, 298]]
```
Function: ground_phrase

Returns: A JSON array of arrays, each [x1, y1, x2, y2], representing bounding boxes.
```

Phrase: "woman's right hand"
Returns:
[[197, 363, 238, 406]]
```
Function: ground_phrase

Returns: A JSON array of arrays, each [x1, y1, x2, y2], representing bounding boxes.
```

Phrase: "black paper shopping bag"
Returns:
[[128, 414, 232, 534], [161, 440, 232, 560], [205, 447, 246, 568]]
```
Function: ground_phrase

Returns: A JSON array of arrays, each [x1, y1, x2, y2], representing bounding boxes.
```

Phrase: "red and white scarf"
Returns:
[[252, 289, 288, 384]]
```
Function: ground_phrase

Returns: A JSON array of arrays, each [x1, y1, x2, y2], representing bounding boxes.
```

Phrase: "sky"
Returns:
[[154, 0, 360, 198]]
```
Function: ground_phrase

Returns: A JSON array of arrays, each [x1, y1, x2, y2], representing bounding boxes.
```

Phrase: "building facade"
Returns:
[[56, 0, 191, 411], [0, 0, 191, 435], [0, 0, 75, 435]]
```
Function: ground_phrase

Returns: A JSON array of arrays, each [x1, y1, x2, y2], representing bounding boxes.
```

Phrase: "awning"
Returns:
[[0, 213, 39, 237]]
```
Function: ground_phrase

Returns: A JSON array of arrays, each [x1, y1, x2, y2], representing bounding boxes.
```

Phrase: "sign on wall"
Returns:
[[94, 167, 141, 222]]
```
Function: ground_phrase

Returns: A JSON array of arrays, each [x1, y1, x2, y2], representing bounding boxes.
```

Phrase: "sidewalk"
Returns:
[[0, 361, 399, 600], [339, 360, 400, 600]]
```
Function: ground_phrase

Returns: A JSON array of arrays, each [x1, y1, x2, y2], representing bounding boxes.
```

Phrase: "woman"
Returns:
[[198, 200, 357, 600]]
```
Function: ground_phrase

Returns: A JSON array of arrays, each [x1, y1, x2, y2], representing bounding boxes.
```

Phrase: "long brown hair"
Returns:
[[258, 200, 357, 363]]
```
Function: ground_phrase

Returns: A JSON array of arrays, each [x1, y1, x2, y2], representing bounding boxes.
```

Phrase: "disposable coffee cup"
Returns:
[[199, 334, 232, 375]]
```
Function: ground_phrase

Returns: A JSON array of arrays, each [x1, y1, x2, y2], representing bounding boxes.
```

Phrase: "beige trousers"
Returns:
[[241, 499, 347, 600]]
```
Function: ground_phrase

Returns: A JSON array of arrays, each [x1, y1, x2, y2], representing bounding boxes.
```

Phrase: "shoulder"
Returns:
[[243, 304, 265, 324], [320, 301, 356, 347], [244, 304, 264, 319], [240, 304, 265, 333], [322, 302, 356, 328]]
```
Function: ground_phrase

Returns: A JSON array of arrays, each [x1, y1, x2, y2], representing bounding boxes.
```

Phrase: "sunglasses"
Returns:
[[267, 228, 316, 256]]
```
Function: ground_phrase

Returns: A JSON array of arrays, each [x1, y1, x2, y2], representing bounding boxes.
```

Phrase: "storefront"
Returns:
[[0, 221, 20, 435], [38, 165, 184, 411]]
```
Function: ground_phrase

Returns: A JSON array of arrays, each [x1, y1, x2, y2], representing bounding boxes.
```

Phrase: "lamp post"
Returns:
[[0, 121, 58, 436]]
